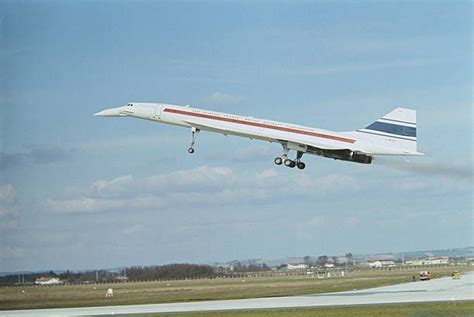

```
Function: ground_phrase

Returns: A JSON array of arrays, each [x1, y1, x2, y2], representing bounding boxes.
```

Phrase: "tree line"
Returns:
[[127, 263, 216, 280], [0, 264, 217, 285]]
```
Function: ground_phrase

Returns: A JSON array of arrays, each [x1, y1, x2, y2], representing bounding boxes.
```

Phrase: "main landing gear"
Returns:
[[274, 147, 306, 170], [188, 127, 199, 154]]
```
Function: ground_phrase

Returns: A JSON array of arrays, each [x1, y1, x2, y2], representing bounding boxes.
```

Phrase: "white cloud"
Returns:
[[0, 184, 15, 205], [231, 144, 273, 162], [90, 175, 135, 198], [257, 169, 278, 178], [284, 58, 445, 77], [204, 92, 244, 106], [0, 147, 73, 170], [343, 216, 361, 228], [0, 184, 18, 228], [47, 166, 359, 214], [0, 219, 17, 229], [48, 197, 125, 213], [145, 166, 236, 193], [313, 174, 359, 194], [81, 134, 177, 151], [122, 224, 144, 235], [0, 246, 25, 258], [397, 179, 429, 191], [297, 215, 327, 240]]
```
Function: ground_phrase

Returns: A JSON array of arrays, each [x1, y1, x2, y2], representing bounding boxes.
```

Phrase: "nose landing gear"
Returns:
[[188, 127, 199, 154]]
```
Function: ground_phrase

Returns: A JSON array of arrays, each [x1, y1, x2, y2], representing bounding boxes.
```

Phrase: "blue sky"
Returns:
[[0, 1, 472, 271]]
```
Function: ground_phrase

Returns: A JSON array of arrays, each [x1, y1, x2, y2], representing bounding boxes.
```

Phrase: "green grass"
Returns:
[[0, 268, 471, 310], [141, 301, 474, 317]]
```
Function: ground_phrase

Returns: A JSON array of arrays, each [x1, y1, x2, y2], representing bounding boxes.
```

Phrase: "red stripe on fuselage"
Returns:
[[163, 108, 355, 144]]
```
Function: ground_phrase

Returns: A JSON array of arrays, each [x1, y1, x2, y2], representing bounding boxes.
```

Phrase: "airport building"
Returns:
[[286, 263, 309, 270], [405, 256, 449, 266], [367, 260, 395, 268]]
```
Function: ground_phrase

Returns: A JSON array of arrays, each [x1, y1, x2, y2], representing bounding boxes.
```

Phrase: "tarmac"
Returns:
[[1, 273, 473, 316]]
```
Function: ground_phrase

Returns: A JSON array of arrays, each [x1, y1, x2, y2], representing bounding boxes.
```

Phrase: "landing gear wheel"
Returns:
[[296, 162, 306, 170], [284, 159, 295, 168], [274, 157, 283, 165], [188, 148, 195, 154]]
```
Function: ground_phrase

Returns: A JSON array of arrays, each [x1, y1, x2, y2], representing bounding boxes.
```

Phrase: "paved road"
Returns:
[[2, 273, 473, 316]]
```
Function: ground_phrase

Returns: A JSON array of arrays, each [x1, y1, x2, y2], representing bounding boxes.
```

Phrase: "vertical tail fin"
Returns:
[[356, 108, 422, 155]]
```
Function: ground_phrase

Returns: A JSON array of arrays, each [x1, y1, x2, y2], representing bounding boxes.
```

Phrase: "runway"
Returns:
[[2, 273, 473, 316]]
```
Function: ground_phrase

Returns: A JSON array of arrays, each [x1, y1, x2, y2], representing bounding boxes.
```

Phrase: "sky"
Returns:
[[0, 0, 472, 272]]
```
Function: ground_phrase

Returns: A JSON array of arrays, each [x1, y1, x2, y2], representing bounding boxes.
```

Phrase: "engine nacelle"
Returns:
[[349, 151, 373, 164], [311, 148, 373, 164]]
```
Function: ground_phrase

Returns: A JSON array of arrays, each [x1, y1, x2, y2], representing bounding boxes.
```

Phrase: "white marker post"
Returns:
[[105, 288, 113, 298]]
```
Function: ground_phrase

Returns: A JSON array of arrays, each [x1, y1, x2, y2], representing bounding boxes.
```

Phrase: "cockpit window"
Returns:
[[128, 103, 133, 107]]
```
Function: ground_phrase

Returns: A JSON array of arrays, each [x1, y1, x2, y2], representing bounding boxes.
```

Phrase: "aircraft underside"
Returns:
[[185, 127, 372, 170], [270, 144, 372, 170]]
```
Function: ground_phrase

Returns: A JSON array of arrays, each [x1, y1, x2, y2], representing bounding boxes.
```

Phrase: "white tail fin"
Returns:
[[355, 108, 422, 155]]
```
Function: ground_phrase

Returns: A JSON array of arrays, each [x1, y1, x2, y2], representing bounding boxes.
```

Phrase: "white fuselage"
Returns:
[[119, 102, 367, 153]]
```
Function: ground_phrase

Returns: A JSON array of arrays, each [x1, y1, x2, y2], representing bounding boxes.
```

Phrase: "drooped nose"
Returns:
[[93, 107, 123, 117]]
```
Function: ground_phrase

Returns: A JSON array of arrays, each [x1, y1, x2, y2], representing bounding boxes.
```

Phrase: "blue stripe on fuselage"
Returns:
[[365, 121, 416, 137]]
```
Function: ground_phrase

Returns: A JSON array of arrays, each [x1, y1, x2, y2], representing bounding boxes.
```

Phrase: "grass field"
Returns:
[[146, 301, 474, 317], [0, 267, 471, 310]]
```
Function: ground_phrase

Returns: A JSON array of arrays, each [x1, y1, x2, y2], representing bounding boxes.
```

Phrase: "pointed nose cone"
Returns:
[[94, 107, 122, 117]]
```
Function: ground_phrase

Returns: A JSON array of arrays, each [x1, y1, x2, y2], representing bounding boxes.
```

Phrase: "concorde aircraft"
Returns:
[[94, 103, 422, 170]]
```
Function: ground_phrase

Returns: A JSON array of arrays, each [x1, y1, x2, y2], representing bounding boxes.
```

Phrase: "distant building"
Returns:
[[215, 264, 235, 274], [286, 263, 308, 270], [405, 256, 449, 266], [336, 256, 349, 265], [367, 260, 395, 268], [35, 277, 63, 285], [427, 256, 449, 264], [324, 263, 335, 268]]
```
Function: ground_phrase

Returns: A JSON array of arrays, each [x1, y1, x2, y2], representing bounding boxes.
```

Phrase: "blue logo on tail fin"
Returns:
[[365, 121, 416, 138]]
